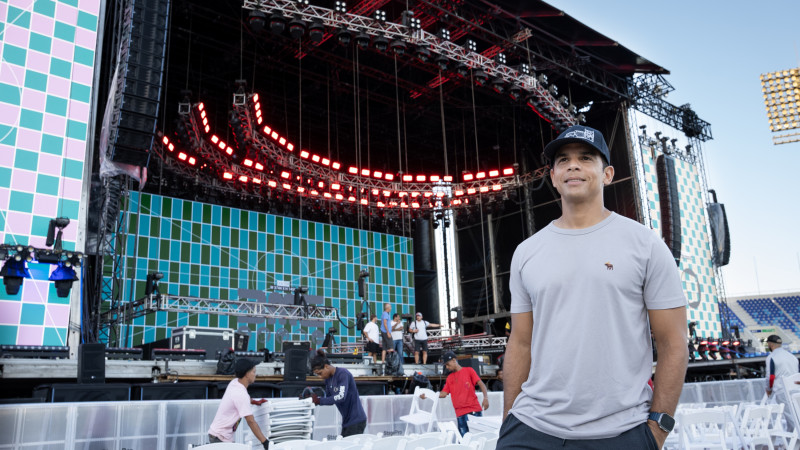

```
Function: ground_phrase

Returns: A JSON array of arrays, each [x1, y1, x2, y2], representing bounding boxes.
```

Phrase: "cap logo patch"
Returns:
[[563, 128, 595, 142]]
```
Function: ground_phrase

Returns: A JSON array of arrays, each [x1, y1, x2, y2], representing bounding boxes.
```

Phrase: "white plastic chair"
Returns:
[[780, 373, 800, 431], [340, 434, 381, 444], [738, 405, 774, 449], [766, 403, 799, 449], [678, 409, 730, 449], [437, 421, 461, 444], [305, 442, 361, 450], [188, 444, 250, 450], [404, 435, 447, 450], [272, 440, 321, 450], [481, 437, 498, 450], [399, 386, 440, 434], [369, 435, 409, 450]]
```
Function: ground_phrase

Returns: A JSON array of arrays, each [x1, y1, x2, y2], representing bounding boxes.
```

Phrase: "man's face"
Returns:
[[497, 370, 503, 380], [245, 367, 257, 384], [313, 365, 334, 379], [445, 359, 458, 371], [416, 315, 422, 321], [384, 304, 391, 312], [549, 143, 613, 204]]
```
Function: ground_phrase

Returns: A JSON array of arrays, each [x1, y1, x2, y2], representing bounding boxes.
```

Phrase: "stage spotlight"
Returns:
[[491, 77, 505, 93], [435, 54, 448, 71], [0, 257, 31, 295], [374, 9, 386, 22], [415, 45, 430, 63], [577, 113, 586, 123], [548, 85, 558, 96], [537, 73, 548, 85], [355, 31, 370, 50], [495, 53, 506, 65], [269, 12, 286, 34], [389, 39, 407, 55], [334, 0, 346, 13], [49, 261, 78, 298], [357, 269, 370, 298], [696, 338, 708, 361], [401, 11, 420, 30], [373, 35, 389, 52], [508, 85, 522, 100], [248, 9, 266, 33], [465, 39, 477, 53], [707, 338, 719, 360], [473, 69, 488, 86], [145, 272, 164, 296], [336, 27, 352, 45], [558, 95, 569, 106], [439, 28, 450, 40], [455, 63, 468, 77], [308, 20, 325, 43], [288, 17, 306, 39], [45, 217, 70, 249], [519, 63, 531, 75], [294, 0, 309, 5]]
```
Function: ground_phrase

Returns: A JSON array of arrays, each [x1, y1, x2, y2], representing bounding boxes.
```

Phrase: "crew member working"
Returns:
[[208, 359, 270, 448], [308, 349, 368, 437]]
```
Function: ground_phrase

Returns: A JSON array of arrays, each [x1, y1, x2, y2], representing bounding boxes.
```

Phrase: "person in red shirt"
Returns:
[[421, 351, 489, 436]]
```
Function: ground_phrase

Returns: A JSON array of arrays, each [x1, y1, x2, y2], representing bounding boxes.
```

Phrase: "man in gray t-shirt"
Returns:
[[498, 125, 688, 450]]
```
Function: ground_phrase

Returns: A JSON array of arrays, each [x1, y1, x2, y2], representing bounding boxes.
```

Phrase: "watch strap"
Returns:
[[648, 412, 675, 432]]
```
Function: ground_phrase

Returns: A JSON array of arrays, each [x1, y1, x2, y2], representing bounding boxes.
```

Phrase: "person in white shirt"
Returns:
[[409, 312, 440, 364], [765, 334, 800, 430], [362, 315, 381, 360], [391, 313, 405, 373]]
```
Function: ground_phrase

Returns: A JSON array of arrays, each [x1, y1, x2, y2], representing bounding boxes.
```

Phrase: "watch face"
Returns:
[[660, 414, 675, 431]]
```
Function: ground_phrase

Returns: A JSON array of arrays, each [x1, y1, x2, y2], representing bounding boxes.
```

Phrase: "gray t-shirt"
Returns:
[[508, 212, 686, 439]]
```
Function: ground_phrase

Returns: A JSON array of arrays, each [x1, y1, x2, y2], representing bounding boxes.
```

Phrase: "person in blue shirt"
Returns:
[[380, 303, 394, 363], [308, 350, 367, 436]]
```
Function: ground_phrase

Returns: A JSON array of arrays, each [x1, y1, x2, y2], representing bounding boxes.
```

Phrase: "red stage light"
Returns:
[[452, 199, 461, 205], [282, 183, 291, 190], [455, 190, 464, 196], [411, 192, 420, 198], [373, 171, 383, 178], [254, 162, 264, 171], [312, 154, 321, 163], [321, 158, 330, 166], [463, 173, 474, 181], [318, 181, 325, 188], [399, 191, 408, 197], [280, 171, 291, 179], [255, 109, 262, 118], [200, 110, 206, 119], [492, 184, 502, 191], [178, 152, 187, 160], [168, 143, 174, 151], [257, 117, 263, 125], [287, 143, 294, 151], [300, 150, 310, 159], [377, 201, 385, 207], [400, 202, 408, 208], [411, 202, 420, 208], [297, 186, 305, 193], [264, 126, 272, 134], [476, 172, 486, 179], [402, 174, 413, 182], [252, 177, 261, 184], [323, 192, 332, 198], [371, 189, 379, 196], [211, 135, 220, 144], [489, 170, 499, 177], [335, 193, 344, 200], [331, 183, 340, 190], [310, 190, 319, 196], [202, 117, 208, 126], [223, 172, 233, 180], [383, 190, 391, 197], [348, 196, 356, 202], [348, 166, 358, 174], [430, 175, 440, 182], [503, 167, 514, 176], [480, 186, 489, 192], [243, 159, 253, 167], [204, 125, 209, 133], [423, 192, 432, 198], [253, 94, 259, 102], [443, 175, 453, 182], [385, 173, 394, 181], [279, 137, 286, 146], [467, 188, 476, 194], [416, 175, 426, 182], [218, 142, 226, 150], [198, 103, 204, 111], [268, 180, 277, 187], [162, 136, 169, 145], [188, 157, 196, 165], [360, 199, 368, 205], [361, 169, 371, 176], [436, 192, 445, 197], [240, 175, 249, 183], [332, 162, 341, 170], [271, 131, 279, 139]]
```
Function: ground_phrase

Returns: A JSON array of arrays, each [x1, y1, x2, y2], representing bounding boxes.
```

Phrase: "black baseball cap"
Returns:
[[442, 351, 457, 364], [543, 125, 611, 165], [767, 335, 782, 344]]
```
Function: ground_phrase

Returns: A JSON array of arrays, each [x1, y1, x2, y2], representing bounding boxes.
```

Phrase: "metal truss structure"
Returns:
[[630, 74, 712, 142], [242, 0, 578, 129], [101, 293, 340, 323]]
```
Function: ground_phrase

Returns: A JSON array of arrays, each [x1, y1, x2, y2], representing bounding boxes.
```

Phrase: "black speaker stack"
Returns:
[[656, 154, 682, 265], [108, 0, 170, 167], [282, 341, 310, 381], [78, 343, 106, 384]]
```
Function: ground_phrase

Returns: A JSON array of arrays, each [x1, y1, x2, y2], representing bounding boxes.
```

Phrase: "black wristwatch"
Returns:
[[648, 412, 675, 433]]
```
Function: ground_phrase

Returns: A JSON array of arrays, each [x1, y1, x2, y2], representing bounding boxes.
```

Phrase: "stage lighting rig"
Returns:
[[435, 54, 448, 71], [373, 35, 389, 52], [145, 272, 164, 297], [308, 20, 325, 43], [373, 9, 386, 23], [49, 261, 78, 298], [465, 39, 477, 53], [355, 31, 370, 50], [336, 27, 351, 45], [508, 84, 522, 100], [334, 1, 346, 14], [401, 11, 420, 31], [288, 17, 306, 39], [357, 269, 369, 298], [390, 39, 406, 56], [518, 63, 531, 75], [455, 63, 468, 78], [495, 53, 506, 65], [269, 12, 286, 34], [537, 74, 548, 86], [473, 69, 488, 86], [548, 85, 558, 96], [439, 28, 450, 41], [248, 9, 266, 33], [415, 45, 430, 63], [491, 77, 506, 94], [0, 251, 32, 295]]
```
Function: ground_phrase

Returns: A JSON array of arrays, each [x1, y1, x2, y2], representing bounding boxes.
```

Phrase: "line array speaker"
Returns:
[[108, 0, 170, 167], [78, 343, 106, 384], [656, 155, 682, 265]]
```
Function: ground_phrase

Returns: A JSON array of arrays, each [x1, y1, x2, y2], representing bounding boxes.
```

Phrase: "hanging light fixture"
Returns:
[[49, 261, 78, 298], [0, 254, 31, 295]]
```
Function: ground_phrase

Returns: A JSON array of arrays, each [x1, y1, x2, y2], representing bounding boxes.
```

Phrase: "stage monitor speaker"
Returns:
[[283, 348, 309, 381], [78, 343, 106, 384], [656, 155, 682, 265], [108, 0, 170, 167], [134, 382, 209, 400], [36, 383, 131, 402]]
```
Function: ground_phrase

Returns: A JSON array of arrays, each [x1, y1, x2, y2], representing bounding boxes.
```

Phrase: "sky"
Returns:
[[546, 0, 800, 296]]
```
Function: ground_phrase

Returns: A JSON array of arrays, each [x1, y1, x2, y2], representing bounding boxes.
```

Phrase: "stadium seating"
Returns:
[[737, 298, 800, 339], [775, 296, 800, 325], [718, 302, 748, 332]]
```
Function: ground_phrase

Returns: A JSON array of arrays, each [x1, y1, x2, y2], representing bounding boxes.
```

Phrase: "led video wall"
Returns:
[[107, 192, 415, 351], [0, 0, 101, 346]]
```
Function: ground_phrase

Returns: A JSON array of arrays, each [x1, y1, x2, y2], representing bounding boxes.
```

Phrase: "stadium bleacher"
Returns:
[[737, 297, 800, 339]]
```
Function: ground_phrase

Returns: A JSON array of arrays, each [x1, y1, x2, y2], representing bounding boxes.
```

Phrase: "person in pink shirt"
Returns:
[[208, 359, 270, 448]]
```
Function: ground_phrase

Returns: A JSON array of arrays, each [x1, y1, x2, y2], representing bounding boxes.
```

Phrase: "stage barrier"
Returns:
[[0, 380, 768, 448]]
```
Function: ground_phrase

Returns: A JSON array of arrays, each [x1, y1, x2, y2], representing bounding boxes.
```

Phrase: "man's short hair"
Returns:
[[235, 358, 257, 378], [370, 314, 377, 320]]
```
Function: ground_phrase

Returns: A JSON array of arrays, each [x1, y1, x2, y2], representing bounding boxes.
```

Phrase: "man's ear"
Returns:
[[603, 165, 615, 185]]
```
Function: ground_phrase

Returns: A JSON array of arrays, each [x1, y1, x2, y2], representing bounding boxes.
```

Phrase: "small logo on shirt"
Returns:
[[605, 262, 614, 270]]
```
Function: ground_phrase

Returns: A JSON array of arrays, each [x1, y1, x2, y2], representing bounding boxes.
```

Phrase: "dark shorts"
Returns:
[[414, 339, 428, 352], [341, 420, 367, 437], [365, 341, 381, 354], [496, 413, 658, 450], [381, 332, 393, 351]]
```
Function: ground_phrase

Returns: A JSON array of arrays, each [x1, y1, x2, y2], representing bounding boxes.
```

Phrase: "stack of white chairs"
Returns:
[[266, 398, 316, 444], [436, 421, 461, 444], [765, 403, 799, 449], [399, 386, 440, 434], [676, 409, 733, 449], [737, 405, 775, 449]]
